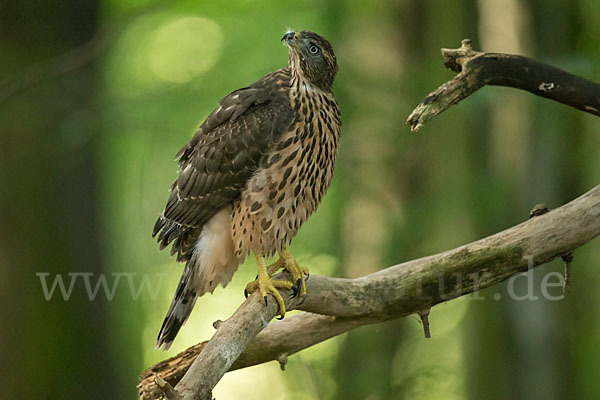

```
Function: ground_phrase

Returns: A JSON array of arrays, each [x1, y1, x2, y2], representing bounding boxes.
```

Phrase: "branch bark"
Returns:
[[406, 39, 600, 131], [139, 184, 600, 399], [138, 40, 600, 400]]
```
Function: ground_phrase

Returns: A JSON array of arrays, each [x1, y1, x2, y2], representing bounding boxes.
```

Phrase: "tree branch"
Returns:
[[139, 184, 600, 399], [406, 39, 600, 131]]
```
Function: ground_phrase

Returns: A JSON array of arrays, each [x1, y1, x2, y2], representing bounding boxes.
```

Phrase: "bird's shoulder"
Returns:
[[176, 67, 293, 163], [158, 67, 294, 230]]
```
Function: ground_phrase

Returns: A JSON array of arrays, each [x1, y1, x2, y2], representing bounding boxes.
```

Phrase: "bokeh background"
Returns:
[[1, 0, 600, 399]]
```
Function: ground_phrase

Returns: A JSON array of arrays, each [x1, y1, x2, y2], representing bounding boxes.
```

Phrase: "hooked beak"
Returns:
[[281, 31, 300, 50]]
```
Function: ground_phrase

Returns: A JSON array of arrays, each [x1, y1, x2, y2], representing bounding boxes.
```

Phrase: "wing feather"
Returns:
[[154, 67, 293, 259]]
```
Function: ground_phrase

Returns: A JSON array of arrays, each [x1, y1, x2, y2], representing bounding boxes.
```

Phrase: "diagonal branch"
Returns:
[[138, 184, 600, 400], [406, 39, 600, 131]]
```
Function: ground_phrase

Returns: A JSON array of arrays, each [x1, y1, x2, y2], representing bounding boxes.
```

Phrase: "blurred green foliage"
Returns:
[[1, 0, 599, 399]]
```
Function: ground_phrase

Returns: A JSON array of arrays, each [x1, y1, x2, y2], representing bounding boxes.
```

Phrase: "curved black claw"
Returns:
[[244, 289, 249, 298], [305, 272, 310, 280], [276, 314, 285, 320], [289, 278, 303, 299], [298, 293, 308, 306], [264, 295, 268, 306]]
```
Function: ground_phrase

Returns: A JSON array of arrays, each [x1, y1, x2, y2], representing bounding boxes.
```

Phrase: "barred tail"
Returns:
[[155, 207, 240, 351], [155, 260, 197, 351]]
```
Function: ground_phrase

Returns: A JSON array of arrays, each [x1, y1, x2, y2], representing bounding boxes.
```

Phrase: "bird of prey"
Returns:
[[153, 30, 340, 350]]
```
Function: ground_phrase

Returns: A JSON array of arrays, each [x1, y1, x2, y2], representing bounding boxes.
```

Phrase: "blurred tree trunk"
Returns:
[[331, 1, 420, 398], [465, 1, 580, 399], [568, 4, 600, 399], [0, 1, 127, 398]]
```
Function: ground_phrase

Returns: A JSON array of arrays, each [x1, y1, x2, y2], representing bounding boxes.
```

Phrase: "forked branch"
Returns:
[[407, 39, 600, 131]]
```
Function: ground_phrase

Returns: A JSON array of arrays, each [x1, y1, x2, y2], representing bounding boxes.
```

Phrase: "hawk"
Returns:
[[153, 30, 340, 350]]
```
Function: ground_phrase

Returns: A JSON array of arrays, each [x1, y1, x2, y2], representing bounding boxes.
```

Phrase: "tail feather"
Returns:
[[155, 259, 197, 351], [155, 207, 241, 351]]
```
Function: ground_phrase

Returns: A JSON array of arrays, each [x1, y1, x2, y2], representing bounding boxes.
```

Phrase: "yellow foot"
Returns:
[[245, 255, 293, 318], [279, 248, 309, 299]]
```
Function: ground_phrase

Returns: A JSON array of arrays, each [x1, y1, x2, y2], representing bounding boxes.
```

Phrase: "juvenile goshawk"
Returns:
[[153, 30, 340, 350]]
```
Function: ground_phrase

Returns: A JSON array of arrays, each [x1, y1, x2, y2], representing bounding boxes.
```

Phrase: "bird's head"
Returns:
[[282, 30, 337, 92]]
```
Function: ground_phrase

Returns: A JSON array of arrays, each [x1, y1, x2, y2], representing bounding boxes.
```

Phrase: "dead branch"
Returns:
[[406, 39, 600, 131], [139, 184, 600, 399]]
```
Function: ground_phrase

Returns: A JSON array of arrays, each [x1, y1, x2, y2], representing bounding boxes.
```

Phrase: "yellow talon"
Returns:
[[245, 254, 293, 317], [266, 257, 285, 276], [280, 248, 309, 298], [244, 249, 309, 317]]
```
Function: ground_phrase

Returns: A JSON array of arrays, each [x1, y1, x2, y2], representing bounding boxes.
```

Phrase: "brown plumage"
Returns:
[[153, 30, 340, 350]]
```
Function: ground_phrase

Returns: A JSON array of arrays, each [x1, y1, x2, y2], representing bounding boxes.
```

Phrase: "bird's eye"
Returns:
[[308, 44, 319, 55]]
